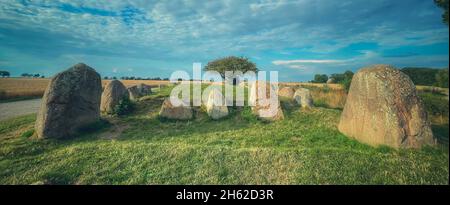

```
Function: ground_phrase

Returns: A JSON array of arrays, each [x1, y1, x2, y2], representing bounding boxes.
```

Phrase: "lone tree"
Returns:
[[0, 71, 10, 78], [204, 56, 258, 84], [435, 0, 449, 25]]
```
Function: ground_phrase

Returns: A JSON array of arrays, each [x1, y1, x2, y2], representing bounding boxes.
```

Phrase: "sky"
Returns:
[[0, 0, 448, 82]]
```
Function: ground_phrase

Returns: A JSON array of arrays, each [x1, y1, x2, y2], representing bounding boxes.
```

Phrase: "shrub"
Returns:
[[435, 69, 449, 88], [113, 97, 135, 116], [419, 92, 449, 124], [240, 106, 258, 123], [341, 78, 352, 92]]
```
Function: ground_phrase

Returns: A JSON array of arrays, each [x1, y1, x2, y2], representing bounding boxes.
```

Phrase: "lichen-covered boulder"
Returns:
[[206, 89, 228, 120], [338, 64, 435, 148], [294, 88, 313, 108], [35, 63, 102, 139], [159, 98, 193, 120], [101, 80, 129, 114], [279, 87, 295, 98], [249, 81, 284, 121]]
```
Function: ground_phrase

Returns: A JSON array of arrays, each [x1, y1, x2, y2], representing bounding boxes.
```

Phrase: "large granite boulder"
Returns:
[[101, 80, 129, 114], [249, 81, 284, 121], [279, 87, 295, 98], [35, 63, 102, 139], [338, 64, 436, 148], [206, 89, 228, 120], [294, 88, 313, 108], [128, 83, 153, 100], [159, 98, 193, 120]]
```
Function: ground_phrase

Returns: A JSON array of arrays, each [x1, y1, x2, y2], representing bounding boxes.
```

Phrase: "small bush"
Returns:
[[240, 106, 258, 123], [113, 97, 135, 116], [419, 92, 449, 124], [341, 78, 352, 92]]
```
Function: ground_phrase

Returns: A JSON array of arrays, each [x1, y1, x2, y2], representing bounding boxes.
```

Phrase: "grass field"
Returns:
[[0, 85, 448, 185]]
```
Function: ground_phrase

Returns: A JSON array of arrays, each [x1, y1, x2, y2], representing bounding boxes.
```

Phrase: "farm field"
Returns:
[[0, 78, 171, 101], [0, 85, 448, 185]]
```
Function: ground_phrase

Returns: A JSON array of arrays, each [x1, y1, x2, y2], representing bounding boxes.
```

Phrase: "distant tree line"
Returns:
[[21, 73, 45, 78], [0, 70, 10, 77], [103, 76, 169, 81], [311, 70, 354, 91], [312, 74, 328, 83], [311, 67, 449, 91], [401, 67, 449, 88]]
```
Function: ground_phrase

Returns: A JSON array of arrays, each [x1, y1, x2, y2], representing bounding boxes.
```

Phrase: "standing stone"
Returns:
[[159, 98, 193, 120], [101, 80, 129, 114], [35, 63, 102, 139], [249, 81, 284, 121], [279, 87, 295, 98], [128, 83, 153, 100], [338, 64, 435, 148], [127, 86, 140, 101], [294, 88, 313, 108], [206, 89, 229, 120]]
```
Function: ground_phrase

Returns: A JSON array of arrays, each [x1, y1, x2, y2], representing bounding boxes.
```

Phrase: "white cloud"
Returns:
[[285, 65, 305, 69]]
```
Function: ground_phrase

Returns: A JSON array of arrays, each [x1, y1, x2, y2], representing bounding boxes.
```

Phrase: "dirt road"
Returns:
[[0, 98, 41, 121]]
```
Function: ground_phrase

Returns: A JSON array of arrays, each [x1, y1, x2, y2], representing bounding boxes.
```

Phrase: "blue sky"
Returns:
[[0, 0, 448, 82]]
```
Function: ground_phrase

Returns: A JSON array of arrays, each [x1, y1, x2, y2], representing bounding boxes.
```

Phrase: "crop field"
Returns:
[[0, 78, 170, 101]]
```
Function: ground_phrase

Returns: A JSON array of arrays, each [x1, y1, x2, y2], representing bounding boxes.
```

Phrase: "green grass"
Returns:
[[0, 85, 448, 185]]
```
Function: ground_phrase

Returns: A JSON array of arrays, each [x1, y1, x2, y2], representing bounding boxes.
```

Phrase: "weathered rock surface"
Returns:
[[35, 63, 102, 139], [249, 81, 284, 121], [294, 88, 313, 108], [128, 83, 153, 100], [101, 80, 129, 114], [278, 87, 295, 98], [327, 78, 335, 84], [206, 89, 228, 120], [159, 98, 193, 120], [338, 64, 435, 148]]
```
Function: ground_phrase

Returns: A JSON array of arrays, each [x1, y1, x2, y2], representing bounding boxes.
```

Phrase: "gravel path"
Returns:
[[0, 98, 42, 121]]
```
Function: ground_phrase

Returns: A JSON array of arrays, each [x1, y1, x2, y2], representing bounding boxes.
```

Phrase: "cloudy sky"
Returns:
[[0, 0, 448, 81]]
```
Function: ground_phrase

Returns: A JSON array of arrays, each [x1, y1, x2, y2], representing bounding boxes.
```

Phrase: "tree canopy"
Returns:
[[435, 68, 449, 88], [312, 74, 328, 83], [435, 0, 449, 25], [0, 71, 10, 77], [204, 56, 258, 78], [329, 70, 354, 91]]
